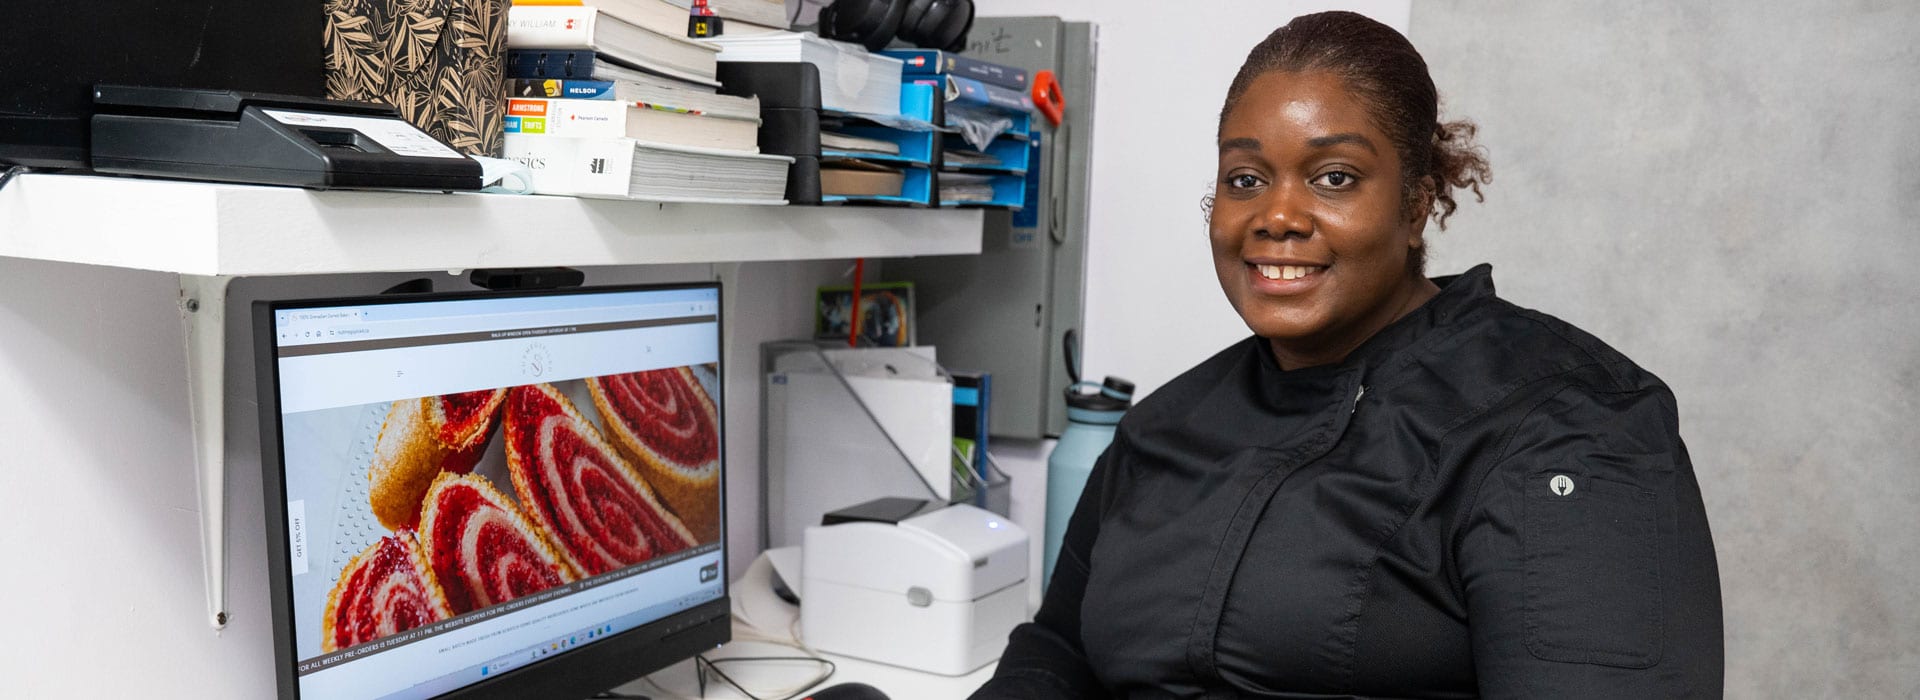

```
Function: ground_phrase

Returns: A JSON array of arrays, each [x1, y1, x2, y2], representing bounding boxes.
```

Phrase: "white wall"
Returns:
[[968, 0, 1412, 397]]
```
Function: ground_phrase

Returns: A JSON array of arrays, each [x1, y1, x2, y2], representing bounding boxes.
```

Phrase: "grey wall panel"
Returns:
[[1413, 2, 1920, 694], [887, 17, 1098, 440]]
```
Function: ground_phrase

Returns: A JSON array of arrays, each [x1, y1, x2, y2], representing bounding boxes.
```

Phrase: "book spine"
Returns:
[[887, 51, 1030, 91], [505, 97, 628, 138], [505, 50, 599, 79], [886, 50, 950, 75], [950, 55, 1029, 91], [506, 78, 618, 100], [503, 133, 636, 196], [938, 75, 1034, 114], [507, 5, 598, 50]]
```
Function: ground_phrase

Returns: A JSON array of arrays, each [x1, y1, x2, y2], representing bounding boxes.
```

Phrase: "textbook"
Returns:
[[507, 5, 723, 87], [504, 134, 791, 203], [918, 74, 1034, 115], [505, 49, 599, 79], [506, 76, 757, 119], [882, 49, 1030, 91], [505, 96, 760, 152], [511, 0, 690, 39]]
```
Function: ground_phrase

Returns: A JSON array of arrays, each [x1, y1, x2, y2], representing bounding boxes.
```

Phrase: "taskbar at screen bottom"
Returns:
[[298, 550, 725, 700]]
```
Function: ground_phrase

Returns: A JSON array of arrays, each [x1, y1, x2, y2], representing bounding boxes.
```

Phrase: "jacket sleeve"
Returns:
[[1458, 382, 1723, 698], [969, 436, 1124, 699]]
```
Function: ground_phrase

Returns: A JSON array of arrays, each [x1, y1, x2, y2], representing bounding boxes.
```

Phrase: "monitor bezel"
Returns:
[[252, 281, 731, 700]]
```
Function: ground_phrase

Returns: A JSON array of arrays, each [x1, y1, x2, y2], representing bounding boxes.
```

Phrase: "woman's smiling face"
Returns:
[[1210, 69, 1434, 369]]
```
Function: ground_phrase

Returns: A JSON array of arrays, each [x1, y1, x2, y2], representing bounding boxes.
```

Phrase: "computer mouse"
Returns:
[[802, 681, 890, 700]]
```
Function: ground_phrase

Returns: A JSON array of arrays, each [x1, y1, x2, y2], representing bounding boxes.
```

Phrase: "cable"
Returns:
[[0, 165, 26, 193], [699, 654, 837, 700], [635, 640, 837, 700]]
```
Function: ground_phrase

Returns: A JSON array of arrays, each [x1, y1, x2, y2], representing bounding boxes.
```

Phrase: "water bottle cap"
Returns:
[[1065, 378, 1131, 412]]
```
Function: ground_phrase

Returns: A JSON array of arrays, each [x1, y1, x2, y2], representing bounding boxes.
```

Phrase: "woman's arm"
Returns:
[[1458, 382, 1723, 698], [969, 441, 1122, 699]]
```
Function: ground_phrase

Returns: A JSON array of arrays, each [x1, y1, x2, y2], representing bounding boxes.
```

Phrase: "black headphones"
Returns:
[[819, 0, 974, 53]]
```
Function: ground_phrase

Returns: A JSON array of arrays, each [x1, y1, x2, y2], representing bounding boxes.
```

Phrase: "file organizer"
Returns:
[[936, 100, 1034, 210], [760, 341, 1009, 549], [719, 62, 945, 206]]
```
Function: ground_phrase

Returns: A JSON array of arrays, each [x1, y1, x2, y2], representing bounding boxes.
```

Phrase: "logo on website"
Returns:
[[523, 343, 552, 378]]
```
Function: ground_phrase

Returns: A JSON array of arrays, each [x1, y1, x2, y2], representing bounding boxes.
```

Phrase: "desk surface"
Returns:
[[609, 552, 999, 699], [612, 637, 993, 700]]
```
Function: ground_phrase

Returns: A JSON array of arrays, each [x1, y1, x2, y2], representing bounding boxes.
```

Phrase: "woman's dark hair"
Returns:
[[1219, 12, 1490, 251]]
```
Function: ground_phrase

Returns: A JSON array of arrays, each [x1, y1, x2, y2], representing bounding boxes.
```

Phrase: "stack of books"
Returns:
[[503, 0, 791, 203]]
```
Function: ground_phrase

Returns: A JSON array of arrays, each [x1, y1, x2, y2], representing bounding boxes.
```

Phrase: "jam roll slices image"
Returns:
[[587, 367, 723, 542], [366, 389, 508, 531], [320, 532, 452, 653], [418, 472, 576, 615], [505, 383, 698, 578]]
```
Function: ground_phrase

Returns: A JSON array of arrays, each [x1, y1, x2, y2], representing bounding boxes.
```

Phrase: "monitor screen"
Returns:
[[254, 283, 729, 699]]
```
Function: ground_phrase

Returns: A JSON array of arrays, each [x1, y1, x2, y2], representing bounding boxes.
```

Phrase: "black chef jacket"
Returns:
[[973, 265, 1722, 699]]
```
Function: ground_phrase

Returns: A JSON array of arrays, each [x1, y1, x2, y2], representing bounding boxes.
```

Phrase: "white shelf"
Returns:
[[0, 174, 983, 276]]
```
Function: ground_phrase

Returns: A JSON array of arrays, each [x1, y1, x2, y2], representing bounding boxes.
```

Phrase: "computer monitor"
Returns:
[[253, 283, 730, 699]]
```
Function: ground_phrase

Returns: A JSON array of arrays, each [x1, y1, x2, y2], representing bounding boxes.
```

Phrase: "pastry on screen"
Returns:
[[367, 389, 508, 531], [587, 367, 722, 541], [505, 383, 697, 577], [321, 531, 452, 653], [419, 472, 576, 615]]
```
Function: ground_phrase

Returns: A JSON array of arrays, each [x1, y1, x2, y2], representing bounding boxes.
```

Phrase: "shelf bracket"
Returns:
[[180, 273, 234, 631]]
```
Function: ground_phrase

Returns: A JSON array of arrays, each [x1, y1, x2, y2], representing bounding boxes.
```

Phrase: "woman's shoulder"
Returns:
[[1407, 293, 1683, 455], [1118, 337, 1267, 430], [1460, 294, 1670, 396]]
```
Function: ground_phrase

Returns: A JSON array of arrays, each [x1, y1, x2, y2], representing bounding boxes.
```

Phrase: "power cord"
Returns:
[[0, 165, 26, 192], [694, 653, 837, 700], [627, 633, 837, 700]]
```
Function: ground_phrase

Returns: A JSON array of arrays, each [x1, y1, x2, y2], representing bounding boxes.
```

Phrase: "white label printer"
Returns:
[[801, 499, 1029, 676]]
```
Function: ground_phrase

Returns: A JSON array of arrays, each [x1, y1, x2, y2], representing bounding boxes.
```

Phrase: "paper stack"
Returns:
[[700, 32, 904, 116]]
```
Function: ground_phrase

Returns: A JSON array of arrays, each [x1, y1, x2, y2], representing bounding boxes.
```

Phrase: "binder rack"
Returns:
[[759, 340, 1010, 550]]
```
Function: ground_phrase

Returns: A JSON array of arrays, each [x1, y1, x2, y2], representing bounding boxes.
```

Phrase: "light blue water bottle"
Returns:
[[1044, 360, 1133, 588]]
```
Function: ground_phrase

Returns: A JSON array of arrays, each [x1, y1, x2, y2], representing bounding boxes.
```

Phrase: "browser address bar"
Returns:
[[291, 302, 717, 344]]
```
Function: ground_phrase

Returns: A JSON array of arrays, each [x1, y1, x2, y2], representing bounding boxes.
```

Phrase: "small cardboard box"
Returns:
[[325, 0, 507, 156]]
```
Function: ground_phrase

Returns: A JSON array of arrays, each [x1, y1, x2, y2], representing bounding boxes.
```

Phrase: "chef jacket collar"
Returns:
[[1246, 263, 1496, 405]]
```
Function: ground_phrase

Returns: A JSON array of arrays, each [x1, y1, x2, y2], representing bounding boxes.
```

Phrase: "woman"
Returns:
[[972, 12, 1722, 699]]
